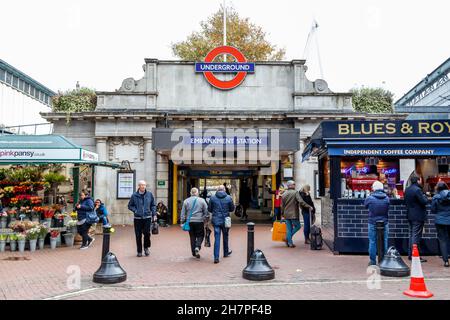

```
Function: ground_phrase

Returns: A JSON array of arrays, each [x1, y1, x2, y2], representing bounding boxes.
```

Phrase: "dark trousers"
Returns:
[[77, 223, 92, 246], [302, 211, 311, 240], [408, 221, 424, 258], [436, 224, 450, 262], [134, 218, 151, 253], [242, 204, 249, 219], [272, 207, 282, 221], [189, 222, 205, 255], [213, 225, 229, 260]]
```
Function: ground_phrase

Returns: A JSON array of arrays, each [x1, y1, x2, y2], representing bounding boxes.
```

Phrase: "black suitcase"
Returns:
[[310, 209, 323, 250]]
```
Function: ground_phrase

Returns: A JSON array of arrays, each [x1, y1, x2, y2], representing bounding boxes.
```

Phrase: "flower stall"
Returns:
[[0, 134, 123, 252]]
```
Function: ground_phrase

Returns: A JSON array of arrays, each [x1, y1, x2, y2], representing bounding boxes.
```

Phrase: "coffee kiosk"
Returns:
[[303, 120, 450, 255]]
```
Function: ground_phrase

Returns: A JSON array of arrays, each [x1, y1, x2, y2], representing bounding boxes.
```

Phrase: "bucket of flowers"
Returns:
[[26, 227, 40, 252], [38, 224, 49, 250], [0, 211, 7, 229], [49, 230, 60, 249], [0, 233, 7, 252], [8, 233, 18, 251], [7, 208, 17, 226], [17, 232, 26, 252], [66, 219, 78, 235], [54, 212, 66, 228], [43, 208, 55, 228]]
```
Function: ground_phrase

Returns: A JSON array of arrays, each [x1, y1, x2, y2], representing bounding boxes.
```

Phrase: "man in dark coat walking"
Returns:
[[404, 175, 429, 262], [208, 185, 234, 264], [128, 180, 157, 257]]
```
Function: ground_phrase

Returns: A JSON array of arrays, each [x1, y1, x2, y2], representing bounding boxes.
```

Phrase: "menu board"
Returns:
[[117, 171, 135, 199]]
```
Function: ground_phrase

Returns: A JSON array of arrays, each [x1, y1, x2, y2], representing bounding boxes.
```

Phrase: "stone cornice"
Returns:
[[40, 110, 407, 122]]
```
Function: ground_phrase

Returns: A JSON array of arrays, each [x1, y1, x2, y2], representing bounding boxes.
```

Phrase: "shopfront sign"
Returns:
[[329, 147, 450, 157], [195, 46, 255, 90], [0, 148, 80, 161], [321, 120, 450, 139]]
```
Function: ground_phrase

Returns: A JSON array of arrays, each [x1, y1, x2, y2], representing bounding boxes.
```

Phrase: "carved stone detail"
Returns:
[[119, 78, 136, 92], [108, 137, 145, 161]]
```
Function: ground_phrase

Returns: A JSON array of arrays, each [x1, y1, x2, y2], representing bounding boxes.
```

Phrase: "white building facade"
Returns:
[[0, 59, 55, 134]]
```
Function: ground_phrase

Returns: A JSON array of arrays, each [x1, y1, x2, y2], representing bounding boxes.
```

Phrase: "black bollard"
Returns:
[[376, 221, 385, 264], [247, 222, 255, 265], [93, 226, 127, 284], [379, 246, 410, 277], [101, 226, 110, 261], [243, 250, 275, 281]]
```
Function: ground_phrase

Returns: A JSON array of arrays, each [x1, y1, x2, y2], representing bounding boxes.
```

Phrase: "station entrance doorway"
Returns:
[[173, 165, 281, 224]]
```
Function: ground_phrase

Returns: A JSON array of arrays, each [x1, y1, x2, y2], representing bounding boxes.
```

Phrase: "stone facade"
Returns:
[[42, 58, 393, 225]]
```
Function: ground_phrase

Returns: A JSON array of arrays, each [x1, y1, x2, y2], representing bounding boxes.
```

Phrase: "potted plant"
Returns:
[[44, 172, 66, 204], [26, 227, 40, 252], [0, 234, 7, 252], [0, 211, 7, 228], [38, 225, 49, 250], [17, 232, 26, 252], [9, 233, 17, 251], [49, 230, 59, 249]]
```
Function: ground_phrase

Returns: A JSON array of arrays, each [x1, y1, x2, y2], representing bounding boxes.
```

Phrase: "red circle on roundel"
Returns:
[[203, 46, 248, 90]]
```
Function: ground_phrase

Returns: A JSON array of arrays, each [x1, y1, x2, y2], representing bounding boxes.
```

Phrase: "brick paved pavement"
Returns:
[[0, 224, 449, 300]]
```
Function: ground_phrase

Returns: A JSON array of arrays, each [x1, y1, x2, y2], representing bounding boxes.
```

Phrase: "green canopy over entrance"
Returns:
[[0, 134, 121, 168]]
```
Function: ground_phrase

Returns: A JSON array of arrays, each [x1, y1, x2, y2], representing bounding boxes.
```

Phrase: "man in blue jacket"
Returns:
[[404, 175, 429, 262], [364, 181, 390, 266], [128, 180, 157, 257], [208, 185, 235, 264]]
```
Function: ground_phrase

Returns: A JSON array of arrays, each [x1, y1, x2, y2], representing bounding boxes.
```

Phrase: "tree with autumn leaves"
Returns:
[[171, 7, 285, 62]]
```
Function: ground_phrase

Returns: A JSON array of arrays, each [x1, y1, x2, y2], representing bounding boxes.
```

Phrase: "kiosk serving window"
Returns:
[[340, 157, 401, 199]]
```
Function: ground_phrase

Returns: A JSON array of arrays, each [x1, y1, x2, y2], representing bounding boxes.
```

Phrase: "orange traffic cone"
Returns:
[[403, 244, 433, 298]]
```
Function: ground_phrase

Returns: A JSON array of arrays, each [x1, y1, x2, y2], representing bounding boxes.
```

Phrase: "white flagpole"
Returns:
[[223, 0, 227, 62]]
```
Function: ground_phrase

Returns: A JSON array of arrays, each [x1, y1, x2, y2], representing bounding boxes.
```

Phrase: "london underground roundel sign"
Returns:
[[195, 46, 255, 90]]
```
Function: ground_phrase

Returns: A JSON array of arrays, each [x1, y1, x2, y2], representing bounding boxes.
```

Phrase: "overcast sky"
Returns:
[[1, 0, 449, 101]]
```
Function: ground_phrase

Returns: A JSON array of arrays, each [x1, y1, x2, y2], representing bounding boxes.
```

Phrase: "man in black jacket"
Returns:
[[404, 175, 429, 262]]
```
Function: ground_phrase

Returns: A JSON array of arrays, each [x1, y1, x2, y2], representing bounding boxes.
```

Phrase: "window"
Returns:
[[5, 72, 12, 85], [30, 87, 35, 97], [25, 82, 30, 94], [0, 69, 5, 82], [12, 75, 19, 88], [19, 79, 25, 91], [34, 88, 39, 98]]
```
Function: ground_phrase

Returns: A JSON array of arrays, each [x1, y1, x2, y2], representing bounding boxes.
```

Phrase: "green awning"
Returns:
[[0, 135, 122, 168]]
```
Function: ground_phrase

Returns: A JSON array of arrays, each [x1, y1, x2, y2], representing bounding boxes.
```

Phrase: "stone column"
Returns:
[[95, 137, 108, 203], [294, 147, 303, 188], [144, 137, 156, 194]]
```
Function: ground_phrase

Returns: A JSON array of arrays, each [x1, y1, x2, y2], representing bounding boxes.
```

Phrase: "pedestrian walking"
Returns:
[[208, 185, 234, 264], [299, 184, 316, 244], [281, 180, 312, 248], [431, 181, 450, 267], [180, 187, 209, 259], [268, 185, 283, 221], [404, 174, 430, 262], [223, 182, 231, 195], [127, 180, 157, 257], [94, 199, 110, 227], [239, 180, 251, 221], [364, 181, 390, 266], [76, 190, 96, 250]]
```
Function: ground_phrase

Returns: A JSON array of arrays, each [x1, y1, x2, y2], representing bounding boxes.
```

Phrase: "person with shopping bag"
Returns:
[[281, 180, 313, 248], [208, 185, 235, 264], [180, 187, 209, 259]]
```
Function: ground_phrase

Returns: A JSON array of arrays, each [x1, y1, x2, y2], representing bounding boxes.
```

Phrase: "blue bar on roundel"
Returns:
[[195, 62, 255, 73]]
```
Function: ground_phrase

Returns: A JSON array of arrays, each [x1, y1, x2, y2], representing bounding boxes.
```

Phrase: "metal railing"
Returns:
[[0, 122, 53, 135]]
